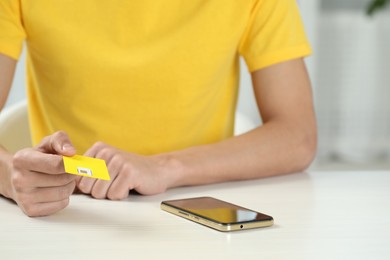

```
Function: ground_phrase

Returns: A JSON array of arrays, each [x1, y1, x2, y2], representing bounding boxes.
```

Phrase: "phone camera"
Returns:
[[240, 225, 243, 229]]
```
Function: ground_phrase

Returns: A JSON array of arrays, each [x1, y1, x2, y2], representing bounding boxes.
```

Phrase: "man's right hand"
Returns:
[[1, 131, 77, 217]]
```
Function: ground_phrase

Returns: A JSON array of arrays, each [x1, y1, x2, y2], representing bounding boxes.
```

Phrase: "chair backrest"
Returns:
[[0, 100, 32, 153], [234, 110, 257, 136]]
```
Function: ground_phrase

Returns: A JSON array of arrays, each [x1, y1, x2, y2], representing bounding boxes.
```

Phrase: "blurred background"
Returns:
[[239, 0, 390, 170], [3, 0, 390, 170]]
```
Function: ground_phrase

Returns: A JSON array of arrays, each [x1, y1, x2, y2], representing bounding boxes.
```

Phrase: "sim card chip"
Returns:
[[77, 167, 93, 177]]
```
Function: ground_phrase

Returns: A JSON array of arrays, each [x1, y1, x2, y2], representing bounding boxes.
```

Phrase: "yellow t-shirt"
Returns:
[[0, 0, 311, 154]]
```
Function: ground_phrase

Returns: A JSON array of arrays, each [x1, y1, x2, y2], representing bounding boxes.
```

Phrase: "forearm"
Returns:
[[0, 54, 17, 198], [0, 145, 13, 198], [0, 53, 17, 111], [157, 118, 317, 189]]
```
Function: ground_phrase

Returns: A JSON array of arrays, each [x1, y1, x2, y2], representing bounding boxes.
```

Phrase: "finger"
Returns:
[[32, 180, 76, 204], [90, 179, 114, 199], [84, 141, 107, 158], [80, 142, 114, 196], [90, 154, 124, 199], [12, 171, 75, 190], [73, 176, 83, 193], [35, 173, 76, 188], [78, 143, 109, 195], [107, 173, 132, 200], [77, 176, 98, 194], [13, 148, 66, 175], [21, 198, 71, 217], [36, 131, 76, 156], [85, 142, 120, 163]]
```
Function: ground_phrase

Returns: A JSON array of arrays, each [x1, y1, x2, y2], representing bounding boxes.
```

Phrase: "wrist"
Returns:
[[151, 152, 188, 190]]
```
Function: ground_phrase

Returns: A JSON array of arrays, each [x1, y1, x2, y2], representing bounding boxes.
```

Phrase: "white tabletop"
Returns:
[[1, 170, 390, 260]]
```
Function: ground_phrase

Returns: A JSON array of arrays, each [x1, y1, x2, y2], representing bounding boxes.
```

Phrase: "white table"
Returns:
[[1, 171, 390, 260]]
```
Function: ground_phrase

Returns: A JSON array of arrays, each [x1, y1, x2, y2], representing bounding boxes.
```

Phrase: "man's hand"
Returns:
[[76, 142, 171, 200], [4, 131, 77, 217]]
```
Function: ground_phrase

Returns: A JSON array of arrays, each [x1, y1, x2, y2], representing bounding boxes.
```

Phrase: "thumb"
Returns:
[[36, 131, 77, 156]]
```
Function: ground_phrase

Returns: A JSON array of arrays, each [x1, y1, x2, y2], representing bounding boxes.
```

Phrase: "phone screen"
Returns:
[[161, 197, 273, 231]]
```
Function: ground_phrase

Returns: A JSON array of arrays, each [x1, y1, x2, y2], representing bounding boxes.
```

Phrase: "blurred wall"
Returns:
[[314, 0, 390, 165]]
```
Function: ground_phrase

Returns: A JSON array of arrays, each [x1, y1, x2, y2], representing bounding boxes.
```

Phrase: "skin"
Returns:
[[0, 53, 317, 217]]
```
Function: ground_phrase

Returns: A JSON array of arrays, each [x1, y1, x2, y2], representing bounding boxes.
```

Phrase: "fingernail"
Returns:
[[62, 143, 73, 151]]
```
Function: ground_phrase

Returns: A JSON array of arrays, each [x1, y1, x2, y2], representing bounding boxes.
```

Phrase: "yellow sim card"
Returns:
[[63, 155, 110, 181]]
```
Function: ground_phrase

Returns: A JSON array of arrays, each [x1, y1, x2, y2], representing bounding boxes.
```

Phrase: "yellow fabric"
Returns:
[[0, 0, 311, 155]]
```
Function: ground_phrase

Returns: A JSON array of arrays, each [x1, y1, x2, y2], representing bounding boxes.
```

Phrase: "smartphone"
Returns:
[[161, 196, 273, 232]]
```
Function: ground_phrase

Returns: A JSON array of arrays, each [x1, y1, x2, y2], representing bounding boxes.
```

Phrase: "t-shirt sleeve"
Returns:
[[0, 0, 26, 60], [239, 0, 312, 72]]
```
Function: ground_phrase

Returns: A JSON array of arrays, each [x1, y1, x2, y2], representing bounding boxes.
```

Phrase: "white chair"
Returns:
[[234, 110, 257, 135], [0, 100, 31, 153], [0, 99, 256, 153]]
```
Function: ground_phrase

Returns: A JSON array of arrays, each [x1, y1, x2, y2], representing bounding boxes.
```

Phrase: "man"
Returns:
[[0, 0, 317, 217]]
